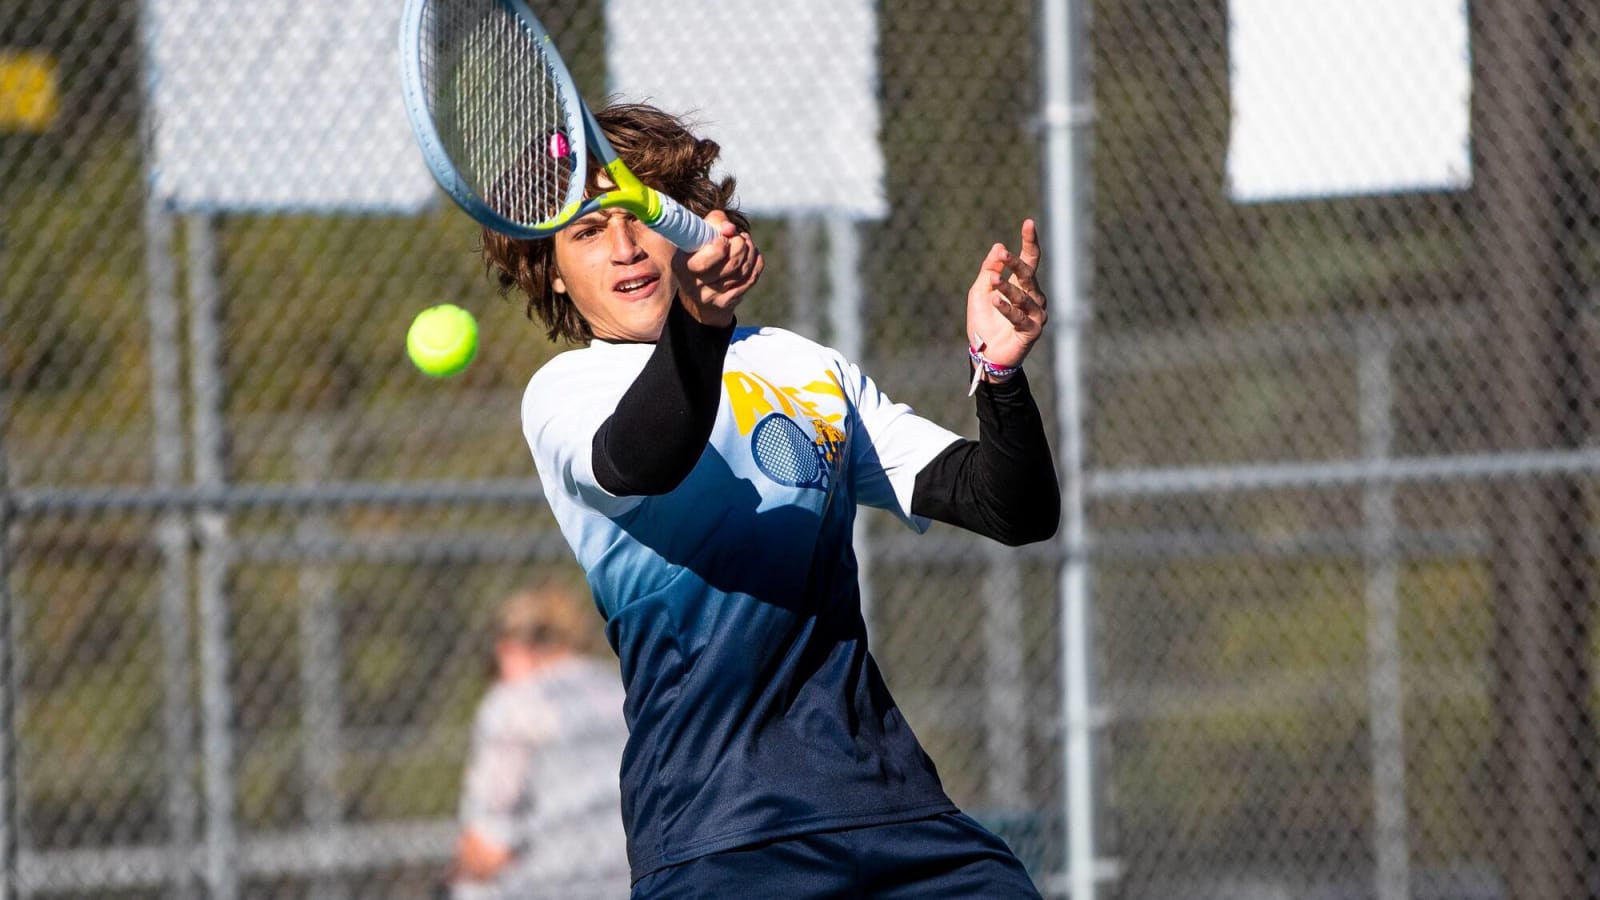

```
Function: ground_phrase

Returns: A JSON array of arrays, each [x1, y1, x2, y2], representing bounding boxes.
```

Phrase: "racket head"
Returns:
[[751, 414, 828, 490], [399, 0, 596, 238]]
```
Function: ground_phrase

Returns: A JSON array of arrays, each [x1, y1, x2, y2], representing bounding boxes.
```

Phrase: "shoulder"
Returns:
[[521, 343, 646, 427], [728, 325, 849, 370], [731, 324, 835, 354], [525, 345, 604, 396], [524, 347, 585, 407]]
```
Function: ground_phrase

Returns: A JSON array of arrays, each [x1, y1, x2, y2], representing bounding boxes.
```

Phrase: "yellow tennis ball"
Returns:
[[407, 304, 478, 378]]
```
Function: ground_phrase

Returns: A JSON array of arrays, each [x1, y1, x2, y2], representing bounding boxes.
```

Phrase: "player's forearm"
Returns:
[[910, 371, 1060, 546], [592, 300, 734, 496]]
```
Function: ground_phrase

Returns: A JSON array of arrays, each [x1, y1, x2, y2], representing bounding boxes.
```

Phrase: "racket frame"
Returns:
[[399, 0, 711, 248]]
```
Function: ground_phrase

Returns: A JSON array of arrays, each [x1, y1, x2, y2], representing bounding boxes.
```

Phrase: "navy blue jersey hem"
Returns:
[[627, 798, 959, 882]]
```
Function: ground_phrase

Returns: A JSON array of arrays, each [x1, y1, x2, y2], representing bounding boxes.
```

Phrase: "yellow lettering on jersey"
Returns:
[[805, 377, 846, 402], [780, 387, 836, 423], [724, 369, 851, 435], [723, 371, 777, 434], [750, 373, 799, 417]]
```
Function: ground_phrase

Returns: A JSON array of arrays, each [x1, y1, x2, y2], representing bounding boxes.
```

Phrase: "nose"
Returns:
[[606, 217, 646, 263]]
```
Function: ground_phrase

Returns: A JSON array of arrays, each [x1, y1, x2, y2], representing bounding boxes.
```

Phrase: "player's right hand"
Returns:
[[675, 210, 764, 327]]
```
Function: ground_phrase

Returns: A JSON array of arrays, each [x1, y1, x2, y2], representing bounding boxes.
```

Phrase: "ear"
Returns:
[[551, 270, 567, 295]]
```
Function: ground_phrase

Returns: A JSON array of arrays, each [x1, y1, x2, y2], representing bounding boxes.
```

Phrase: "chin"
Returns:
[[632, 302, 672, 339]]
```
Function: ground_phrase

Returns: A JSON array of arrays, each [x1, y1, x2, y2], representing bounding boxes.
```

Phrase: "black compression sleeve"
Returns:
[[910, 371, 1060, 546], [591, 302, 734, 496]]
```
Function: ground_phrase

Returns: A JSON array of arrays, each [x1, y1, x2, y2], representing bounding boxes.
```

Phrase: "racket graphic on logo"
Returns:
[[398, 0, 717, 249], [751, 414, 828, 490]]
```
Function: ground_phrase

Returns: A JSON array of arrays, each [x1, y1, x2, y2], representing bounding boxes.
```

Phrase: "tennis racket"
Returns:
[[751, 414, 829, 490], [398, 0, 717, 249]]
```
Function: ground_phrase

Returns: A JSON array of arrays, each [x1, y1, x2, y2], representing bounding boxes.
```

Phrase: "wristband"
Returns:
[[968, 346, 1021, 396]]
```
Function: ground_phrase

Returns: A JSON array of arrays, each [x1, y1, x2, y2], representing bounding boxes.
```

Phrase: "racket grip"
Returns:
[[650, 193, 718, 250]]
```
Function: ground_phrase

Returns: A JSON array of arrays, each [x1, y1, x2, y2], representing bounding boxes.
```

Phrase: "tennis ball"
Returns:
[[407, 304, 478, 378]]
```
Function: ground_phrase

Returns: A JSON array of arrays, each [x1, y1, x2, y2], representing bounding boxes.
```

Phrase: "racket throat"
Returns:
[[597, 158, 662, 223]]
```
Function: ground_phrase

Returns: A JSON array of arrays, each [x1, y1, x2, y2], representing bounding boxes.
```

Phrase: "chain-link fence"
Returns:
[[4, 1, 1599, 899]]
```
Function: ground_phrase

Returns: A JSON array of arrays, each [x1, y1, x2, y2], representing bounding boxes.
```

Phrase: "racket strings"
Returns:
[[419, 0, 575, 226]]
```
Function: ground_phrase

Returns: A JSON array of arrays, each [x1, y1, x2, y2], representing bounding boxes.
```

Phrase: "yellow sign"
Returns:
[[0, 51, 60, 132]]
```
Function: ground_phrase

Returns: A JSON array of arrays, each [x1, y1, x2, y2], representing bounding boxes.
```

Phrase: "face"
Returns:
[[552, 208, 681, 342]]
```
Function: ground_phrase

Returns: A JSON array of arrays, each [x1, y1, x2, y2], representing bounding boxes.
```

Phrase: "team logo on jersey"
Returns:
[[750, 414, 845, 490], [723, 371, 846, 434], [724, 369, 848, 491]]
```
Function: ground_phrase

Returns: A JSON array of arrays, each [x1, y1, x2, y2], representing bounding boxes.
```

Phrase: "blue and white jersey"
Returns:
[[522, 326, 963, 879]]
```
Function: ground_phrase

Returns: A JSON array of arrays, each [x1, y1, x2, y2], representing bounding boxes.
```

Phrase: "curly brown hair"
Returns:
[[480, 102, 750, 345]]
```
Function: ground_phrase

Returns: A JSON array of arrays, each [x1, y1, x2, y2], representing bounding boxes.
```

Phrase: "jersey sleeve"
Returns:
[[843, 359, 964, 532], [522, 351, 647, 520]]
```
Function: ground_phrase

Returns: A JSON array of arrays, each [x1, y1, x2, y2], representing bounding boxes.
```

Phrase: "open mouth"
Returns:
[[615, 275, 659, 295]]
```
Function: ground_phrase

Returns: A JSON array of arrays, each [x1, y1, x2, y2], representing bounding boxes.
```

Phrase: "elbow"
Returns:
[[993, 492, 1060, 547], [596, 452, 700, 497], [629, 456, 701, 496], [592, 420, 704, 497], [1013, 519, 1060, 547]]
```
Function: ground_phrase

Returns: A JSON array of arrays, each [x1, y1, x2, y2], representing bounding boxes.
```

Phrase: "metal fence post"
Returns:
[[1359, 323, 1409, 900], [142, 190, 202, 900], [137, 4, 202, 890], [187, 213, 238, 900], [296, 424, 349, 900], [1041, 0, 1098, 895]]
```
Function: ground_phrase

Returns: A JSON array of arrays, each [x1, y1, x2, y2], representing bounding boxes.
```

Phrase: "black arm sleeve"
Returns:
[[909, 370, 1060, 546], [591, 301, 734, 496]]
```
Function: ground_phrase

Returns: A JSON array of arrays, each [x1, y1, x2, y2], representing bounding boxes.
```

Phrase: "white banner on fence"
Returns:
[[1226, 0, 1472, 202], [605, 0, 887, 220], [143, 0, 435, 213]]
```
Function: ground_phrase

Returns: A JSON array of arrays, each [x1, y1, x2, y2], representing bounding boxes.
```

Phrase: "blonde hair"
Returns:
[[494, 582, 603, 656]]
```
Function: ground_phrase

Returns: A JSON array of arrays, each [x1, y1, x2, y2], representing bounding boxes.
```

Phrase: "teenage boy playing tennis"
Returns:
[[485, 102, 1058, 899]]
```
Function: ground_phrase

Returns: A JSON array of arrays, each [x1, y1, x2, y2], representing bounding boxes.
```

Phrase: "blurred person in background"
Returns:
[[449, 582, 631, 900]]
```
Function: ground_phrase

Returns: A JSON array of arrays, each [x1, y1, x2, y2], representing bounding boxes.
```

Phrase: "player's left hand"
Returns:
[[965, 219, 1046, 376], [676, 210, 764, 328]]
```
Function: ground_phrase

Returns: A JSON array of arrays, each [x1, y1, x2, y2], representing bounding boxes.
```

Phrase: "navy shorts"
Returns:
[[630, 812, 1043, 899]]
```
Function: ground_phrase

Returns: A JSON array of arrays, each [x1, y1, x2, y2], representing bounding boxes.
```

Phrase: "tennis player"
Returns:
[[485, 102, 1057, 898]]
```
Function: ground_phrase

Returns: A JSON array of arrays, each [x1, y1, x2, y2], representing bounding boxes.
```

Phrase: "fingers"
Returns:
[[971, 243, 1008, 297], [1018, 218, 1041, 272], [743, 241, 766, 288], [684, 212, 747, 276], [678, 210, 762, 306], [978, 242, 1008, 274], [974, 222, 1044, 298], [1002, 225, 1041, 293], [999, 220, 1045, 309], [988, 275, 1045, 333], [714, 228, 757, 286], [704, 209, 739, 240]]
